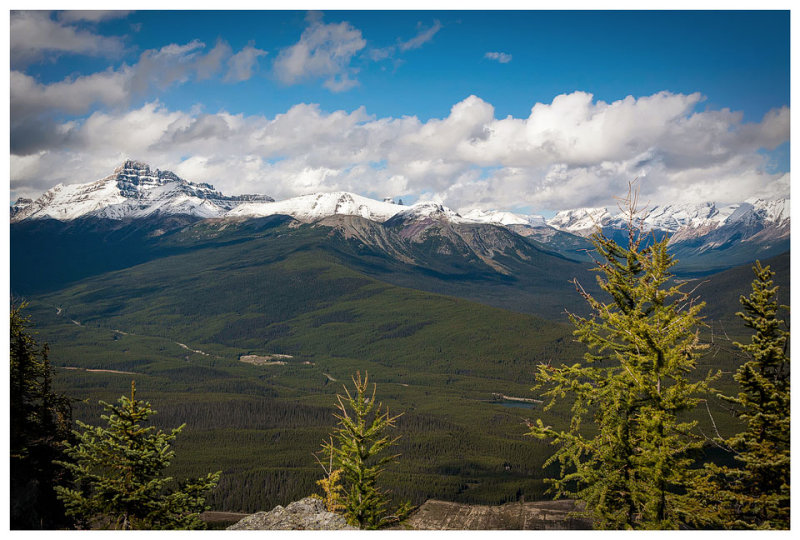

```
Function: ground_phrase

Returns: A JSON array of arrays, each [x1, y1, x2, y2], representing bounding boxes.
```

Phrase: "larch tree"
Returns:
[[529, 189, 718, 529], [55, 381, 221, 530]]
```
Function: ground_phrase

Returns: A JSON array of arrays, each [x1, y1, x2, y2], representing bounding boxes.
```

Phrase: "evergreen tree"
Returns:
[[320, 371, 412, 529], [529, 192, 717, 529], [55, 381, 221, 530], [696, 262, 790, 529], [10, 303, 73, 529]]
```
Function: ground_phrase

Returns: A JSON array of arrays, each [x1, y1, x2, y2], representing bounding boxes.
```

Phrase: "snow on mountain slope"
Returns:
[[226, 191, 409, 222], [386, 202, 468, 224], [14, 176, 128, 221], [637, 202, 734, 232], [547, 199, 790, 249], [744, 198, 790, 225], [11, 160, 273, 222], [547, 207, 612, 234], [461, 209, 547, 227]]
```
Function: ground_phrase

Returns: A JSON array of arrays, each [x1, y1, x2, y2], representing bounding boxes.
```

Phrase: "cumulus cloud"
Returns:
[[484, 51, 512, 63], [9, 92, 791, 211], [11, 10, 126, 67], [10, 39, 265, 155], [273, 16, 366, 92]]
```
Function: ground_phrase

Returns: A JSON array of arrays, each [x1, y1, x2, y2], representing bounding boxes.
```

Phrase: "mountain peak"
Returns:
[[115, 159, 151, 173], [11, 161, 273, 222]]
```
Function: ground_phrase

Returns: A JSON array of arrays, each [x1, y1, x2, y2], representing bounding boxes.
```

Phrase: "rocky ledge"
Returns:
[[226, 497, 590, 530], [393, 499, 591, 530], [227, 497, 356, 530]]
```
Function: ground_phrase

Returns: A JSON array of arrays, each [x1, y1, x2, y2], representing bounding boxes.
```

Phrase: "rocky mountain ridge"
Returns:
[[548, 199, 790, 247], [12, 161, 789, 268], [11, 160, 273, 222]]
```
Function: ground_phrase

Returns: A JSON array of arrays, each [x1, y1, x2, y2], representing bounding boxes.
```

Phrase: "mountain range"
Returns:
[[12, 160, 790, 273]]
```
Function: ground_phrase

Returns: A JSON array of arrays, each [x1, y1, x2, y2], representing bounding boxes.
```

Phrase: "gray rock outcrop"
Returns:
[[227, 497, 356, 530], [393, 499, 592, 530]]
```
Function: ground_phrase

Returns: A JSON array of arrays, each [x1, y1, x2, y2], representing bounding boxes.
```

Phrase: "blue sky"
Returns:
[[9, 9, 791, 214]]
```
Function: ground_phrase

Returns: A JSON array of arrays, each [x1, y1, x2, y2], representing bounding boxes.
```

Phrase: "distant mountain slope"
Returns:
[[546, 199, 790, 271], [22, 223, 581, 383], [691, 251, 789, 324], [12, 211, 598, 320]]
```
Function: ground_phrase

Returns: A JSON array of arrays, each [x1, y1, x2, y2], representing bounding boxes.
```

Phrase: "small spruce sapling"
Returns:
[[319, 371, 413, 529]]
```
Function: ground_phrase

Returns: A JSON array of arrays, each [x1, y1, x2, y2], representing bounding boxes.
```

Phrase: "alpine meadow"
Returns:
[[8, 9, 790, 531]]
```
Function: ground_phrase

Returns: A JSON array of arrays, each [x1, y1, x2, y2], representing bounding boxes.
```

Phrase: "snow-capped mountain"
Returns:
[[11, 161, 789, 270], [546, 199, 790, 247], [11, 160, 273, 222], [547, 207, 612, 235], [10, 197, 33, 219], [227, 191, 408, 223], [461, 208, 547, 228], [386, 202, 469, 225]]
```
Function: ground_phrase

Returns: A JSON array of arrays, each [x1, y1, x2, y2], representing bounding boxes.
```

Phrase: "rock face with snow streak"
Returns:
[[10, 160, 273, 222]]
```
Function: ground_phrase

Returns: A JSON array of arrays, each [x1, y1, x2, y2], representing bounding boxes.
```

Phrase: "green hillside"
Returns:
[[19, 223, 585, 512]]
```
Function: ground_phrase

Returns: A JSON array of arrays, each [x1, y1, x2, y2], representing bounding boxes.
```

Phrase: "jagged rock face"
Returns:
[[10, 197, 32, 218], [227, 497, 356, 530]]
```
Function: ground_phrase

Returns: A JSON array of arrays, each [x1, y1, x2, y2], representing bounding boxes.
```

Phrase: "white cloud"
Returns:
[[368, 19, 442, 64], [484, 51, 512, 64], [398, 20, 442, 52], [195, 40, 234, 80], [10, 39, 265, 154], [273, 17, 366, 92], [57, 10, 133, 23], [11, 10, 126, 67], [224, 43, 268, 82], [10, 92, 791, 211]]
